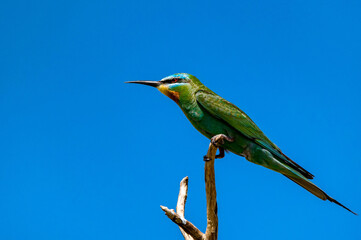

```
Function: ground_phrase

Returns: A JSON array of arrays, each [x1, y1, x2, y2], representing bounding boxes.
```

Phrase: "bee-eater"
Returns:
[[126, 73, 356, 215]]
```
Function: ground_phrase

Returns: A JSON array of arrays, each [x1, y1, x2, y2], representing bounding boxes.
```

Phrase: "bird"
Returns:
[[126, 73, 356, 215]]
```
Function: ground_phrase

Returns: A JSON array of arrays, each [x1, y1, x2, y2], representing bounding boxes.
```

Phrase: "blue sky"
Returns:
[[1, 0, 361, 239]]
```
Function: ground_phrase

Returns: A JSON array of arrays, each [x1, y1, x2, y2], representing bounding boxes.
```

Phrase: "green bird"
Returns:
[[126, 73, 356, 215]]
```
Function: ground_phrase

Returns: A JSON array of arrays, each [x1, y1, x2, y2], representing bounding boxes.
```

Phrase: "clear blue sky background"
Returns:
[[1, 0, 360, 239]]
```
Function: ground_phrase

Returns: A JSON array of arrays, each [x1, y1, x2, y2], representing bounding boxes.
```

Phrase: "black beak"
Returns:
[[125, 80, 161, 87]]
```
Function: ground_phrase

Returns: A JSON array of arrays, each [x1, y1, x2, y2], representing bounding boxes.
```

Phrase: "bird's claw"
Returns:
[[215, 147, 225, 159], [203, 155, 211, 162], [211, 134, 234, 147], [205, 135, 233, 161], [211, 137, 224, 146]]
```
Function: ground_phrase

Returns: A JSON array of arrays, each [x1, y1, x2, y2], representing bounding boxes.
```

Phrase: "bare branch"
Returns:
[[176, 177, 193, 240], [161, 137, 221, 239], [160, 206, 204, 240], [176, 176, 189, 216], [204, 143, 218, 240]]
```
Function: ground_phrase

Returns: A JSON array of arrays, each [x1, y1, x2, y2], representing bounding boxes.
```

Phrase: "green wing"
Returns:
[[196, 90, 314, 179]]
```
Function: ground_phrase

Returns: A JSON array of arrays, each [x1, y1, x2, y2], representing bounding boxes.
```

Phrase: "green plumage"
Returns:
[[126, 73, 356, 214]]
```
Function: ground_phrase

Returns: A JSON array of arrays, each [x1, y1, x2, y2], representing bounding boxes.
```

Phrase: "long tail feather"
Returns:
[[284, 175, 357, 215], [327, 196, 357, 215]]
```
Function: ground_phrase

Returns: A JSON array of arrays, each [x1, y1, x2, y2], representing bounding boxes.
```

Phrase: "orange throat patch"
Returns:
[[158, 85, 180, 103]]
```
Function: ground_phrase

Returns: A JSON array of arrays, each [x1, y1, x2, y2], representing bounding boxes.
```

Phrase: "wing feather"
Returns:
[[196, 90, 314, 179]]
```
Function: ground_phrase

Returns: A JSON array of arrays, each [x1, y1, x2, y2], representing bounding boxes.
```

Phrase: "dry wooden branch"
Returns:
[[204, 142, 218, 240], [160, 206, 204, 240], [176, 177, 193, 240], [160, 141, 219, 240]]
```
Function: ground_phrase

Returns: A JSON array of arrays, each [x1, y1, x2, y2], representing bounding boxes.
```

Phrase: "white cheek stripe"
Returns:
[[168, 82, 186, 89]]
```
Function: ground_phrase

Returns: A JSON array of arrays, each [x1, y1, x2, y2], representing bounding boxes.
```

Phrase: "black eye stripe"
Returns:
[[162, 78, 183, 84]]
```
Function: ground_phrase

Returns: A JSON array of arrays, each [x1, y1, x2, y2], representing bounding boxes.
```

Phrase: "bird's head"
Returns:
[[126, 73, 202, 103]]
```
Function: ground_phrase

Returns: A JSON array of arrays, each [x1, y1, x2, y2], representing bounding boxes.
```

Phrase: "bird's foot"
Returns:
[[211, 134, 234, 147], [204, 134, 233, 161], [215, 147, 225, 159], [203, 155, 211, 162], [204, 148, 227, 160]]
